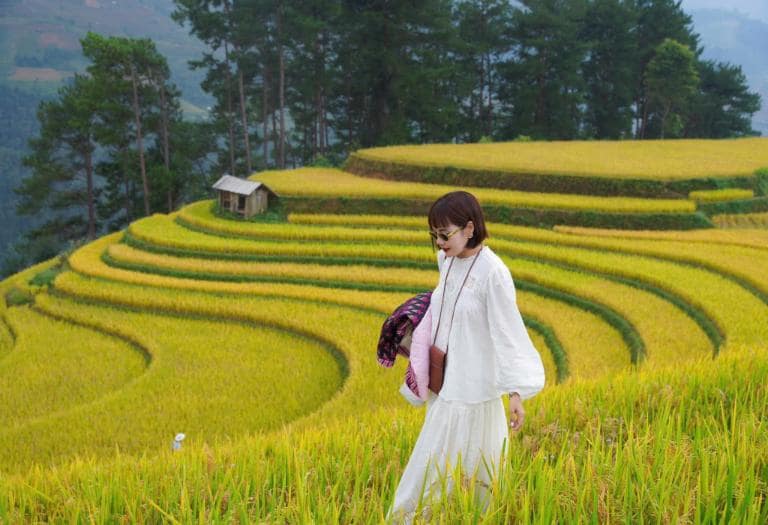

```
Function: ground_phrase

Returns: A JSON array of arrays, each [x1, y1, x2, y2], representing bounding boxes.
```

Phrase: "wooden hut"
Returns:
[[212, 175, 278, 218]]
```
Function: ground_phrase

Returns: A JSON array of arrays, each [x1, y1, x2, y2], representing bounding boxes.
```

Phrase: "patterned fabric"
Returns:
[[377, 292, 432, 399], [377, 291, 432, 366]]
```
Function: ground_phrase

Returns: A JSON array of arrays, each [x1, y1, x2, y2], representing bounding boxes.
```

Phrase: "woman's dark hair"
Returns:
[[428, 191, 488, 249]]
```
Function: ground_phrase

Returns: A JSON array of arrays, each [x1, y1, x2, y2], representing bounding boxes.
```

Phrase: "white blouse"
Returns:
[[430, 245, 546, 403]]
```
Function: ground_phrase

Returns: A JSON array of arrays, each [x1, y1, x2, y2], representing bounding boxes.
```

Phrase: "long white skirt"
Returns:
[[387, 393, 509, 524]]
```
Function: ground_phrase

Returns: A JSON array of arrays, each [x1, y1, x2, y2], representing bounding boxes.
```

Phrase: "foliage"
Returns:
[[685, 60, 762, 138], [169, 0, 761, 160], [645, 39, 700, 138], [18, 74, 100, 241], [4, 286, 33, 307], [28, 263, 64, 288]]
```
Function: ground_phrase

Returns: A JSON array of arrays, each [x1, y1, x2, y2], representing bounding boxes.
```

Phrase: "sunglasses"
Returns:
[[428, 226, 462, 242]]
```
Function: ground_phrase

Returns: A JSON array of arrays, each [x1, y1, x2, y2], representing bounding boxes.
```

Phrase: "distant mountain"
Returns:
[[0, 0, 210, 107], [0, 0, 211, 271], [688, 8, 768, 135]]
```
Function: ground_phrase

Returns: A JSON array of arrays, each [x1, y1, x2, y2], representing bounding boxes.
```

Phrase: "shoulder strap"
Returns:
[[432, 246, 483, 352]]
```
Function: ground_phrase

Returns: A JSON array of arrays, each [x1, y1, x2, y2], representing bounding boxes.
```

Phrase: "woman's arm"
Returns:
[[486, 264, 546, 401]]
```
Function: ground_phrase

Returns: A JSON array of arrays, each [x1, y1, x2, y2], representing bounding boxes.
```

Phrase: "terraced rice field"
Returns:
[[349, 138, 768, 179], [253, 168, 696, 213], [2, 186, 767, 521]]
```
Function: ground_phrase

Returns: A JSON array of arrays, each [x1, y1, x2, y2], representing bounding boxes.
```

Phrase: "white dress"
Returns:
[[387, 246, 546, 523]]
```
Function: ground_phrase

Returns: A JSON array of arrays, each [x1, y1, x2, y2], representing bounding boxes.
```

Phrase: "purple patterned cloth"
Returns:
[[377, 292, 432, 398]]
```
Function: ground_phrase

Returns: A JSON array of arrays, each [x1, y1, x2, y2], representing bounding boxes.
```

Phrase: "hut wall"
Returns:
[[255, 189, 268, 213]]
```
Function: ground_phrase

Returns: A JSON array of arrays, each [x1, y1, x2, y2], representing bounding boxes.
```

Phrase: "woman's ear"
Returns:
[[465, 220, 474, 238]]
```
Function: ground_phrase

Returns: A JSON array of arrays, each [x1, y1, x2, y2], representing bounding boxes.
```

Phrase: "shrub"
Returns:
[[29, 264, 64, 288], [310, 155, 335, 168], [5, 286, 33, 307], [755, 167, 768, 196]]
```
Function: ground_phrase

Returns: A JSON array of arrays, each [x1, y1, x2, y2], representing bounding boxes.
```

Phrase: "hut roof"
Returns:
[[212, 175, 277, 197]]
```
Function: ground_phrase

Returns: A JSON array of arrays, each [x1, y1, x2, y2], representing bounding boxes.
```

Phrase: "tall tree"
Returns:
[[276, 0, 287, 168], [498, 0, 588, 139], [17, 74, 100, 243], [684, 60, 761, 138], [173, 0, 239, 175], [81, 32, 171, 216], [455, 0, 513, 140], [580, 0, 638, 138], [633, 0, 700, 138], [284, 0, 341, 163], [336, 0, 466, 146], [645, 38, 699, 138]]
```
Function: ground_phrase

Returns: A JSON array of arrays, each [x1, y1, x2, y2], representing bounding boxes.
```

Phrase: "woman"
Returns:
[[387, 191, 546, 523]]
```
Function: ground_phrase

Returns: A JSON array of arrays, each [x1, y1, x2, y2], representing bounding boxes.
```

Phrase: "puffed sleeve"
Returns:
[[485, 263, 546, 400]]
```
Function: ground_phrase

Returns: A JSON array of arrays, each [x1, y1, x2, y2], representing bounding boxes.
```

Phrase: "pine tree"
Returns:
[[580, 0, 638, 138], [81, 32, 171, 216], [645, 38, 699, 138], [498, 0, 588, 139], [17, 74, 100, 244], [634, 0, 700, 138], [454, 0, 513, 141], [685, 60, 761, 138]]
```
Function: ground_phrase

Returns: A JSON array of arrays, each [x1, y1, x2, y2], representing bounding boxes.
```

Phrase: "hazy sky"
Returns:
[[680, 0, 768, 23]]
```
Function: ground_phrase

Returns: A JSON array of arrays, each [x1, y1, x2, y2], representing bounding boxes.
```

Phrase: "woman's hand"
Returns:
[[508, 392, 525, 432]]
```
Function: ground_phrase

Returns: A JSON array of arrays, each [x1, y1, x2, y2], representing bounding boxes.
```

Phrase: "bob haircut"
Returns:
[[427, 191, 488, 249]]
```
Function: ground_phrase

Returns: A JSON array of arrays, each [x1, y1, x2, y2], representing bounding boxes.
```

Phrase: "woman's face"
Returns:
[[431, 221, 474, 257]]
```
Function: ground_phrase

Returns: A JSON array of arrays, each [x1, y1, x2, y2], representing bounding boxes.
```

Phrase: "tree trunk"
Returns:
[[130, 65, 150, 216], [479, 55, 485, 132], [238, 69, 252, 174], [159, 84, 172, 212], [84, 148, 95, 239], [320, 90, 326, 156], [262, 63, 269, 167], [346, 72, 353, 147], [121, 147, 132, 222], [223, 41, 236, 176], [640, 96, 649, 139], [272, 104, 278, 162], [660, 104, 670, 139], [223, 0, 250, 175], [277, 2, 286, 169], [486, 54, 493, 137], [320, 29, 328, 155]]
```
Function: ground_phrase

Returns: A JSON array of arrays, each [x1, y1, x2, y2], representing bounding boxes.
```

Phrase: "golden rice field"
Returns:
[[688, 188, 754, 202], [252, 168, 695, 212], [1, 150, 768, 522], [713, 211, 768, 229], [351, 138, 768, 179]]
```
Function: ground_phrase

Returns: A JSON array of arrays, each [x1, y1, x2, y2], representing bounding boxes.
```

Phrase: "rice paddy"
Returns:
[[1, 142, 767, 522]]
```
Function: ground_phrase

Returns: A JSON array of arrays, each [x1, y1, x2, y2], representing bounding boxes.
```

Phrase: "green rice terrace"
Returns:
[[1, 139, 767, 522]]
